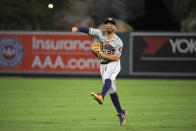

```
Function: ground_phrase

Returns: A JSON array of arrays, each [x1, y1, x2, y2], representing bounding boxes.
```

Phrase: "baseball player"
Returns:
[[72, 17, 127, 125]]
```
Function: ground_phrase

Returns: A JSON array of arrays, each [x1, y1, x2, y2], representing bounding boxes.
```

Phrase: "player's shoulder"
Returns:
[[89, 28, 105, 35], [114, 34, 123, 45], [114, 34, 122, 40], [89, 28, 102, 33]]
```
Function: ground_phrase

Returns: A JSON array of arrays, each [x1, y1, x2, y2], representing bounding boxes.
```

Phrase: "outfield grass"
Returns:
[[0, 77, 196, 131]]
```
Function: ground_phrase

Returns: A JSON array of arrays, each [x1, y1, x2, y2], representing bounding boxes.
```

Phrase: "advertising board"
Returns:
[[130, 32, 196, 76], [0, 32, 99, 74]]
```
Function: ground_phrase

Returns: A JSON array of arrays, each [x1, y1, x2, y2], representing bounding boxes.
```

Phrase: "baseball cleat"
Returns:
[[117, 110, 127, 126], [90, 92, 104, 105]]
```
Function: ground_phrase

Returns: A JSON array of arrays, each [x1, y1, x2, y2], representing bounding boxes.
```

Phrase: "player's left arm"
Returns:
[[102, 54, 119, 61]]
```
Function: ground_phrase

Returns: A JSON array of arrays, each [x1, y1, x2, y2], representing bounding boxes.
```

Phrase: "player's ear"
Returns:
[[114, 25, 117, 31]]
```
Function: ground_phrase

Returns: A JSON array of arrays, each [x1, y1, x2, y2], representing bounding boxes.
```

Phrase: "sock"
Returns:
[[110, 92, 122, 113], [101, 79, 111, 99]]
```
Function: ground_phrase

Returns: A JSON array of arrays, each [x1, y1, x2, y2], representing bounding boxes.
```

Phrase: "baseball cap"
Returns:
[[104, 17, 116, 26]]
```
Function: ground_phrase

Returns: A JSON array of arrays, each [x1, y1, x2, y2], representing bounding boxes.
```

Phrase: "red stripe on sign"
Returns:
[[142, 37, 169, 55]]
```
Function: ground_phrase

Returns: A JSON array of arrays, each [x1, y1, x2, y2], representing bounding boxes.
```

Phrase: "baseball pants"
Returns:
[[100, 60, 121, 94]]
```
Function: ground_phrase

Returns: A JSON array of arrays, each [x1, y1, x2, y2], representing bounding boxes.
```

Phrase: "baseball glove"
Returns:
[[91, 41, 103, 58]]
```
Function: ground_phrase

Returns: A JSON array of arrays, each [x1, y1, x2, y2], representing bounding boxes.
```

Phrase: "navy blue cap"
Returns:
[[104, 17, 116, 26]]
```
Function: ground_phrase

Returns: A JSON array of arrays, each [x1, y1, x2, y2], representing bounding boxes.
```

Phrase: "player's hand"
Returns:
[[72, 27, 78, 34], [97, 51, 103, 58]]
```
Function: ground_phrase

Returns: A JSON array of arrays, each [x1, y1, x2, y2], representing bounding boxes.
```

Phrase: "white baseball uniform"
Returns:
[[89, 28, 123, 94]]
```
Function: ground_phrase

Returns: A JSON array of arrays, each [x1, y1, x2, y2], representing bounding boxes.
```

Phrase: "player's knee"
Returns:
[[104, 79, 111, 86], [109, 91, 116, 94], [105, 79, 111, 81], [110, 91, 116, 94], [104, 76, 115, 81], [108, 88, 116, 94]]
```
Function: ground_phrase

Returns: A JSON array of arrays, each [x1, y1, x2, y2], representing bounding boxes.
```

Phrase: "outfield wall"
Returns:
[[0, 31, 195, 78]]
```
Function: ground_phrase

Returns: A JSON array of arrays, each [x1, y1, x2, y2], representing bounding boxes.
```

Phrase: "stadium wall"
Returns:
[[0, 31, 195, 78]]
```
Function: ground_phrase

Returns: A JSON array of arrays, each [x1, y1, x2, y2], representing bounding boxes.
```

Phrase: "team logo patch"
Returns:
[[0, 37, 24, 68]]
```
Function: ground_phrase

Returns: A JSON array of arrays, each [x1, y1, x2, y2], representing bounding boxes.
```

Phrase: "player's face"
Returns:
[[105, 23, 116, 34]]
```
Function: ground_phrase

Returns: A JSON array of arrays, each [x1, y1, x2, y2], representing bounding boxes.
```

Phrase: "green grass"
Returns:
[[0, 77, 196, 131]]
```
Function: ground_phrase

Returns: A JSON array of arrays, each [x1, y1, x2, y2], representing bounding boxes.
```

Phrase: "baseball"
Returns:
[[48, 4, 53, 9]]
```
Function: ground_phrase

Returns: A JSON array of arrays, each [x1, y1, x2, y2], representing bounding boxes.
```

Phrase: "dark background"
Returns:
[[131, 0, 180, 31], [0, 0, 195, 32]]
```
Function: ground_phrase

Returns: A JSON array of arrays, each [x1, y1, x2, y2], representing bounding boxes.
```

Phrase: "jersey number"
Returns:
[[106, 50, 114, 54]]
